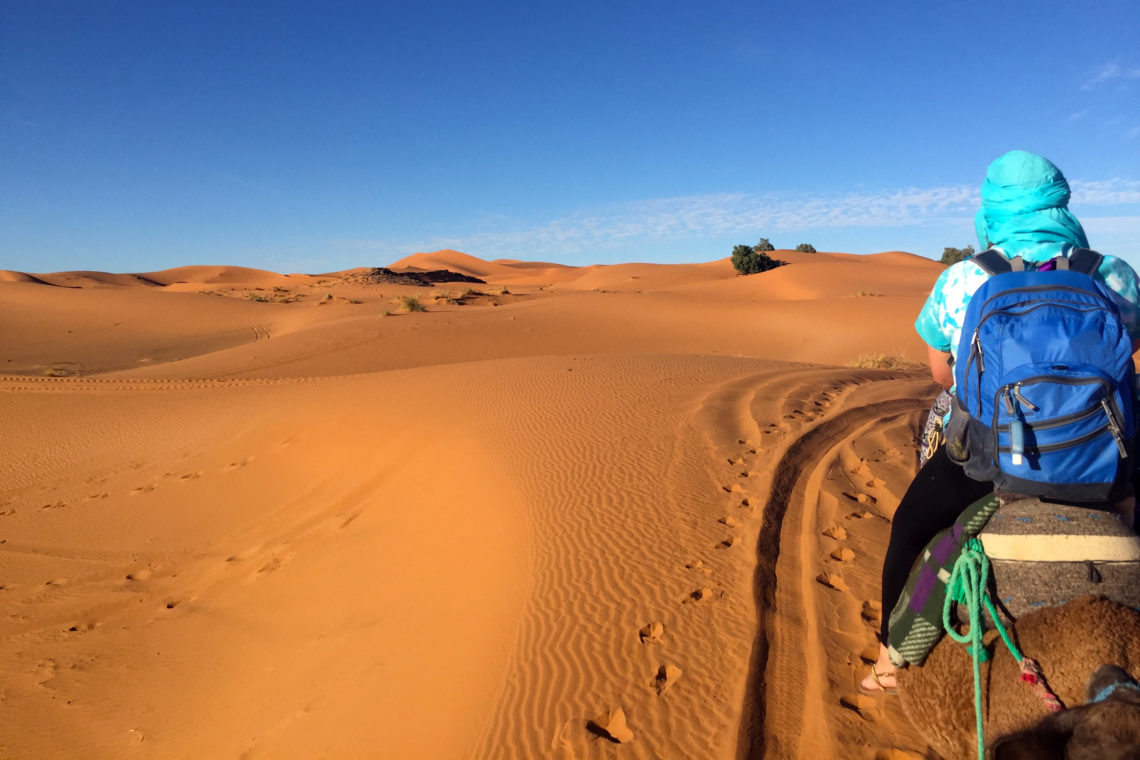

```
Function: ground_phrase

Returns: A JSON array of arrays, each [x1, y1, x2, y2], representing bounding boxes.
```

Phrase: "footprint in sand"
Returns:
[[822, 525, 848, 540], [861, 601, 882, 626], [843, 492, 877, 505], [759, 429, 781, 447], [66, 621, 98, 634], [41, 501, 67, 510], [846, 510, 878, 521], [839, 694, 880, 720], [717, 535, 739, 549], [178, 472, 202, 482], [587, 706, 634, 744], [33, 659, 57, 686], [865, 477, 886, 488], [125, 569, 153, 582], [874, 749, 925, 760], [685, 559, 713, 575], [858, 643, 880, 665], [129, 485, 155, 496], [830, 548, 856, 562], [224, 545, 261, 564], [257, 551, 296, 574], [638, 621, 664, 644], [683, 587, 715, 604], [0, 506, 15, 516], [727, 457, 745, 465], [653, 664, 682, 695], [816, 573, 849, 592], [721, 483, 745, 495], [223, 457, 254, 472], [85, 493, 108, 501], [718, 516, 739, 528]]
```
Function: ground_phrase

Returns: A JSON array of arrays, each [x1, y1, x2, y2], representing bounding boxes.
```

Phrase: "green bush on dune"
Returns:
[[795, 243, 817, 253], [731, 242, 782, 275], [940, 245, 975, 265]]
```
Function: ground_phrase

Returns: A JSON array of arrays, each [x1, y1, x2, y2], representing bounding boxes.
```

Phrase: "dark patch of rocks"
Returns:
[[342, 268, 486, 287]]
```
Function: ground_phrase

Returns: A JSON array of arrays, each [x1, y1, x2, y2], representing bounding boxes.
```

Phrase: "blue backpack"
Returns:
[[947, 248, 1136, 502]]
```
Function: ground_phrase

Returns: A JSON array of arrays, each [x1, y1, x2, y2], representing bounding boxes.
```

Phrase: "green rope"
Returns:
[[942, 537, 990, 760], [943, 537, 1062, 760]]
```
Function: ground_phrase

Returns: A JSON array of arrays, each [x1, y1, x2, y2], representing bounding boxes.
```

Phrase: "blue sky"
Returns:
[[3, 0, 1139, 273]]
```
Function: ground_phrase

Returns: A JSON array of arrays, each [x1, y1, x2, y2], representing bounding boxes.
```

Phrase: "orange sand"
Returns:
[[0, 250, 944, 758]]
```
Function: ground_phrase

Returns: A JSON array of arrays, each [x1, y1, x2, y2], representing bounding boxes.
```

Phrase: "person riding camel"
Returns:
[[861, 150, 1140, 695]]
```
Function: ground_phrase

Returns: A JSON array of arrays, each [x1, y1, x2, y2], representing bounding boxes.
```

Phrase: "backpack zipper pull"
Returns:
[[1007, 388, 1025, 466], [1012, 384, 1038, 412], [972, 332, 985, 374], [1100, 399, 1128, 458], [1002, 387, 1016, 415]]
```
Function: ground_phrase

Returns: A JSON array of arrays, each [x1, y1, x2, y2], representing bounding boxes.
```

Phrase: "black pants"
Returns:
[[879, 445, 993, 644]]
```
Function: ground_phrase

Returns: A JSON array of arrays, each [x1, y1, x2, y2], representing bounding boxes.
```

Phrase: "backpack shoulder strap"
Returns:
[[972, 249, 1012, 276], [1066, 247, 1104, 276]]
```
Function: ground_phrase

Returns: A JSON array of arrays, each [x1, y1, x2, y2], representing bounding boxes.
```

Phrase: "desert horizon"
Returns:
[[1, 247, 945, 758]]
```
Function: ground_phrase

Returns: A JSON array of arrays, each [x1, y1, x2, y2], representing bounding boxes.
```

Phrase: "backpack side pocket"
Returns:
[[946, 396, 999, 481]]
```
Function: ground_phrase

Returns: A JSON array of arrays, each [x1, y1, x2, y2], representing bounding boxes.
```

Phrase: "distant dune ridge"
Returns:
[[1, 249, 945, 758]]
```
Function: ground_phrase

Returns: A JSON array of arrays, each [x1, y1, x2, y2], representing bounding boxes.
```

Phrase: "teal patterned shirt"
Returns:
[[915, 247, 1140, 362]]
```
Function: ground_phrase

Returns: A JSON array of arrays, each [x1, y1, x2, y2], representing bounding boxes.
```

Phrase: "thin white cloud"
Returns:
[[1126, 124, 1140, 140], [1067, 108, 1090, 122], [336, 178, 1140, 264], [1081, 62, 1140, 90], [1070, 178, 1140, 204]]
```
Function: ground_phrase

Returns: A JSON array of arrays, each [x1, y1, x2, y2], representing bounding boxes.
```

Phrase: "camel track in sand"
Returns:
[[0, 374, 330, 392], [733, 370, 933, 760]]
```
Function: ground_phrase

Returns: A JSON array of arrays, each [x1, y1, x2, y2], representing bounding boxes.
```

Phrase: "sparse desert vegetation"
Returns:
[[847, 353, 923, 370], [731, 242, 782, 275], [392, 295, 426, 312]]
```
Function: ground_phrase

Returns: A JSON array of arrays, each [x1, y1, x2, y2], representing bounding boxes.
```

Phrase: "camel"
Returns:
[[897, 595, 1140, 759], [992, 664, 1140, 759]]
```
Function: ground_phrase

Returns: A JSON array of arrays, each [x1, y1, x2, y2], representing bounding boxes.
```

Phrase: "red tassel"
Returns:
[[1020, 657, 1065, 712]]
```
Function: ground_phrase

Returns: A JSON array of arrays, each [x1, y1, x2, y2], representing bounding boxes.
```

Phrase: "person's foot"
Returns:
[[860, 663, 898, 695], [859, 643, 898, 695]]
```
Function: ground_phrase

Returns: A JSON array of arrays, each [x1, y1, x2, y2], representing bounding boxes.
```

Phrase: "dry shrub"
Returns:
[[848, 353, 923, 370], [391, 295, 425, 313]]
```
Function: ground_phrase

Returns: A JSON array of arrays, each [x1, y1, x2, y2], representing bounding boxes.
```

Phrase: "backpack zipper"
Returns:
[[975, 282, 1115, 316], [996, 423, 1115, 454], [966, 299, 1113, 417], [992, 378, 1128, 459], [1101, 398, 1129, 457], [995, 400, 1099, 432]]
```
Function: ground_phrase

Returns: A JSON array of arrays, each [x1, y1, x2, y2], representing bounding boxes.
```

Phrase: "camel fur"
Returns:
[[992, 665, 1140, 759], [896, 596, 1140, 760]]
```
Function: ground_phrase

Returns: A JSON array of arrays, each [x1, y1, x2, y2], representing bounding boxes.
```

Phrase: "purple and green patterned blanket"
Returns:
[[887, 492, 1001, 667]]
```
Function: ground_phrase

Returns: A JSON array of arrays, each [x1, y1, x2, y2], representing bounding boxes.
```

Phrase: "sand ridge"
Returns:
[[0, 250, 945, 758]]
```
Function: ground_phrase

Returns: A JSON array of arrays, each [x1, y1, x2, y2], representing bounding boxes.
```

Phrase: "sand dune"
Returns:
[[0, 249, 946, 758], [139, 265, 292, 287]]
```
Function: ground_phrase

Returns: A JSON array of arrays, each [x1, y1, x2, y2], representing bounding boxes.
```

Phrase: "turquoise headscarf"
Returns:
[[974, 150, 1089, 263]]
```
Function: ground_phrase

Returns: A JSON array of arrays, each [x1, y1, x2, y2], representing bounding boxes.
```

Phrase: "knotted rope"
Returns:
[[942, 537, 1063, 760]]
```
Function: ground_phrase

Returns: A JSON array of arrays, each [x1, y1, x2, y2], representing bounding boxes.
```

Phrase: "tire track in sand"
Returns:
[[734, 373, 932, 760]]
